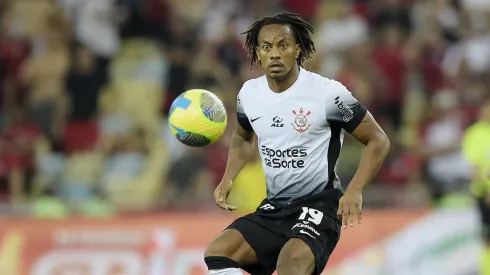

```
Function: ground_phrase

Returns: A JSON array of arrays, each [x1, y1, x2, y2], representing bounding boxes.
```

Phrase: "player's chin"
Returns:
[[267, 68, 287, 79]]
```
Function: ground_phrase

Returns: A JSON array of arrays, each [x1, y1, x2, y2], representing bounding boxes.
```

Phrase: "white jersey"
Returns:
[[236, 68, 367, 204]]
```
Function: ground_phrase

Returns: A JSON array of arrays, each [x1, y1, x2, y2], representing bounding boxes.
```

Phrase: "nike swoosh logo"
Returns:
[[251, 116, 262, 122], [299, 230, 316, 239]]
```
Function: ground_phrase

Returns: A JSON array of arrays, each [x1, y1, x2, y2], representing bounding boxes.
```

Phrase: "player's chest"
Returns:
[[247, 98, 326, 137]]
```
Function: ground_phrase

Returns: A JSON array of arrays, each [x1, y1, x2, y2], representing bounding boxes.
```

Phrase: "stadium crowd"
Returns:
[[0, 0, 488, 217]]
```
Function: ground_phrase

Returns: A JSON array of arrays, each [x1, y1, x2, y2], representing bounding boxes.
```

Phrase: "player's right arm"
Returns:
[[222, 122, 255, 180], [214, 93, 255, 211]]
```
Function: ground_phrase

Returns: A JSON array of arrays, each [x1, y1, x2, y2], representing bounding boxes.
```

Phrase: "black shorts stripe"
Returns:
[[326, 123, 342, 190]]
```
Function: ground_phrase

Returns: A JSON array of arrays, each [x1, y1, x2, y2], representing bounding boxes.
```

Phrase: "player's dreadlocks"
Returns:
[[242, 13, 316, 67]]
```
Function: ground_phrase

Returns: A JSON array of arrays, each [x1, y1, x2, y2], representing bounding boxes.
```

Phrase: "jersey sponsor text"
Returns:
[[261, 145, 307, 168], [334, 96, 354, 122]]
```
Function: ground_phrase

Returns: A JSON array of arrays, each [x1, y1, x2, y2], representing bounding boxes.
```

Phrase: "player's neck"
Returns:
[[266, 66, 300, 93]]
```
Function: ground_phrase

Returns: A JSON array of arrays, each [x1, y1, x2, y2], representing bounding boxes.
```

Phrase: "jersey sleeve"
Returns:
[[325, 81, 367, 133], [236, 91, 253, 132]]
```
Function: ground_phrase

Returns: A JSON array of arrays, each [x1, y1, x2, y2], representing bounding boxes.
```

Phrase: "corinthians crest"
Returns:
[[291, 108, 311, 133]]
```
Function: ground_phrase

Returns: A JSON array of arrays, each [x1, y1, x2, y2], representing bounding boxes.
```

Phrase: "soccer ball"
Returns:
[[168, 89, 228, 147]]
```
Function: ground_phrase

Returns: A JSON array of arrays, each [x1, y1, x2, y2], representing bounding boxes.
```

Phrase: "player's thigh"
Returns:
[[226, 214, 286, 273], [276, 237, 315, 275], [288, 205, 341, 274], [205, 228, 258, 264]]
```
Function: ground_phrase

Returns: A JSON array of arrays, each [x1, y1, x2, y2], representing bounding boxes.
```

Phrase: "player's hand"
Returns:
[[214, 179, 237, 211], [337, 187, 363, 229]]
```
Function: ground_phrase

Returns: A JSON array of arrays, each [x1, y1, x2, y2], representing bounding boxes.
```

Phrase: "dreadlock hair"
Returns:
[[242, 13, 316, 67]]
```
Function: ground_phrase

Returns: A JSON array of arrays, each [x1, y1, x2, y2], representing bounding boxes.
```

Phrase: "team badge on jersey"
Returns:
[[291, 108, 311, 133]]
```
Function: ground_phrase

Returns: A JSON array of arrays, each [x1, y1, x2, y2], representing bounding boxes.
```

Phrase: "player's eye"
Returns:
[[280, 43, 288, 48], [262, 45, 270, 50]]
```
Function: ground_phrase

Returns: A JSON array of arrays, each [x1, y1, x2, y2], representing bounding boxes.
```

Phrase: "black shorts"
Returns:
[[227, 189, 342, 275], [478, 198, 490, 240]]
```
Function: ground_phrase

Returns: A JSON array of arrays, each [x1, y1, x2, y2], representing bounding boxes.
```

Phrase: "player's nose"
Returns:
[[270, 46, 280, 59]]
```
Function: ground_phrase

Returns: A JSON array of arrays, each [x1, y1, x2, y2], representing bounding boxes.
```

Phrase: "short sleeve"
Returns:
[[236, 91, 253, 131], [325, 81, 367, 133]]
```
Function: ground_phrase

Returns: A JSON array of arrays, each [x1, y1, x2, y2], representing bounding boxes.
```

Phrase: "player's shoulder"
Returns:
[[301, 69, 347, 91], [238, 75, 266, 97], [301, 69, 351, 101], [240, 75, 267, 93], [299, 68, 326, 86]]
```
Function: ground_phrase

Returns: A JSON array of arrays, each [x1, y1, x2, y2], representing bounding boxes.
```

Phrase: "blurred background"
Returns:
[[0, 0, 488, 274]]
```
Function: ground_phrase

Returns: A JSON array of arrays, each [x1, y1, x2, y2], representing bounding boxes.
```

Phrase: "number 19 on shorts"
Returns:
[[298, 207, 323, 225]]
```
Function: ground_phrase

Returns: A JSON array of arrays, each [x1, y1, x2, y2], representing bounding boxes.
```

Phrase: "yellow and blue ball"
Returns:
[[168, 89, 227, 147]]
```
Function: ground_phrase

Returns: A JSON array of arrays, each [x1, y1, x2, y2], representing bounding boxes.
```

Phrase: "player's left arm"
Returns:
[[326, 83, 391, 189], [326, 81, 390, 228], [348, 111, 390, 190]]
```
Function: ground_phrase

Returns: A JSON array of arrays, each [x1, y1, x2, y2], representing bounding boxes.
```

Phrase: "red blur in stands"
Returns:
[[0, 40, 29, 80], [281, 0, 319, 20], [371, 45, 407, 105], [4, 122, 40, 170], [63, 121, 99, 153]]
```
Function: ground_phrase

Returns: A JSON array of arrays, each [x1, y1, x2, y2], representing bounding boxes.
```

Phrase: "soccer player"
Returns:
[[204, 13, 390, 275], [462, 98, 490, 275]]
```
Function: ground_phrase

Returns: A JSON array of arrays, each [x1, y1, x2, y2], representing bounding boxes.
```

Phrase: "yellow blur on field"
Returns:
[[0, 232, 23, 275], [228, 159, 267, 214], [462, 121, 490, 197]]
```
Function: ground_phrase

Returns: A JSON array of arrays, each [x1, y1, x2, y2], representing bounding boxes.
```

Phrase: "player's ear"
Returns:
[[295, 44, 301, 59]]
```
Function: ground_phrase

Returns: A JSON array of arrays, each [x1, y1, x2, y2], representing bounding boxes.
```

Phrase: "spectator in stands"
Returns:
[[66, 44, 105, 122], [164, 16, 198, 113], [165, 147, 214, 210], [2, 108, 41, 203], [0, 136, 22, 202], [100, 127, 148, 183], [0, 4, 30, 127], [421, 91, 471, 202], [70, 0, 126, 83], [20, 18, 69, 142], [314, 0, 369, 78], [371, 24, 408, 128], [63, 44, 104, 153]]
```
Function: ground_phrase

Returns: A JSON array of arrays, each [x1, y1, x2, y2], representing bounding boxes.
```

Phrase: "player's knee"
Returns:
[[204, 235, 241, 271], [204, 239, 233, 259], [205, 230, 238, 258], [204, 229, 254, 263], [276, 238, 315, 275]]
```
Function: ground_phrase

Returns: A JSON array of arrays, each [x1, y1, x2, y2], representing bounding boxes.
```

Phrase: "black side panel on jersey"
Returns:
[[326, 123, 342, 189], [341, 104, 367, 133], [237, 112, 253, 131]]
